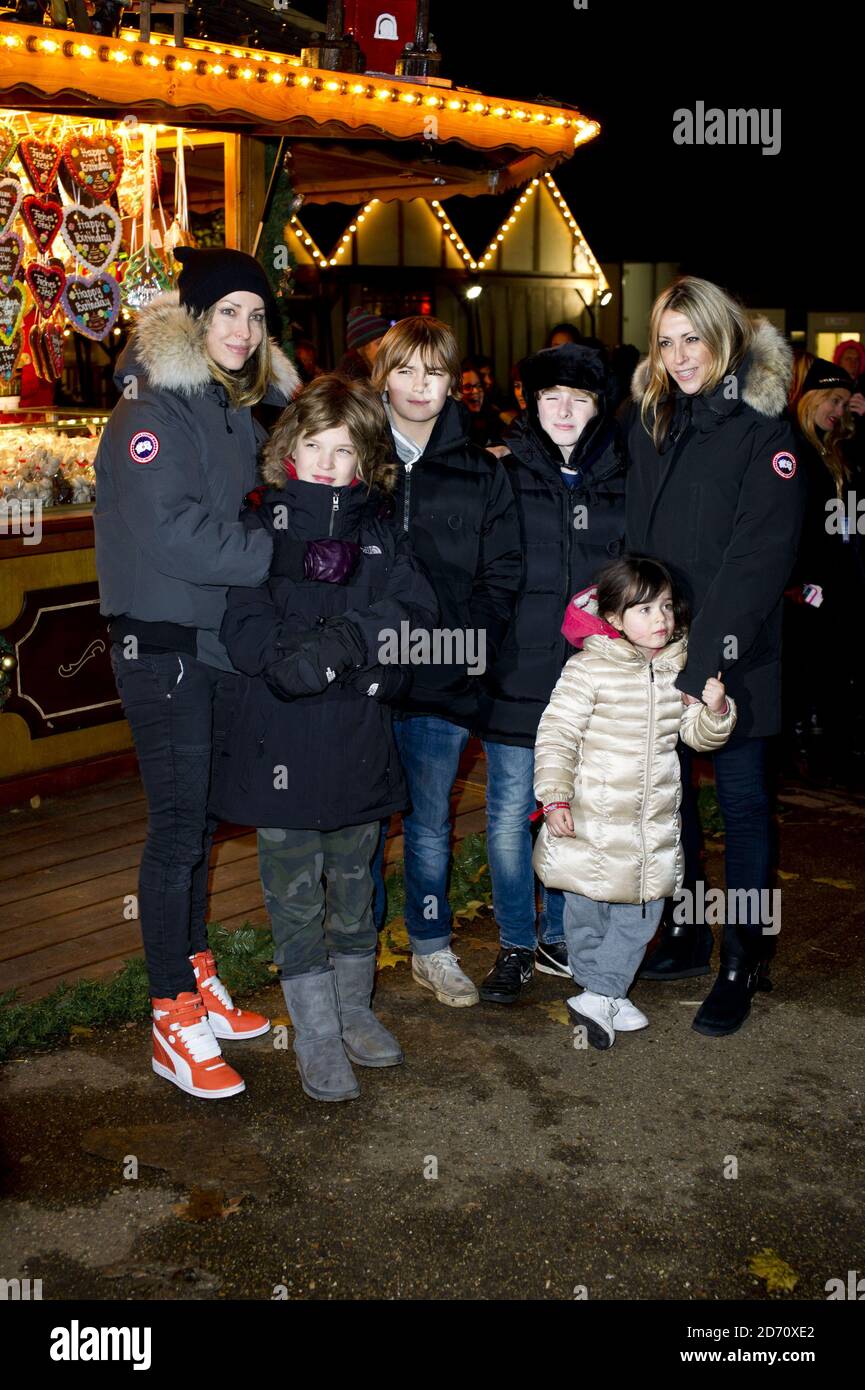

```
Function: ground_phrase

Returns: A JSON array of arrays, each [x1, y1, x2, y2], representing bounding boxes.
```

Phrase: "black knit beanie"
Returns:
[[801, 357, 855, 396], [173, 247, 282, 339]]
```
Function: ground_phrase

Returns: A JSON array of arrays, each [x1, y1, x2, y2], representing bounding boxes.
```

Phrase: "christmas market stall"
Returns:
[[0, 6, 598, 807]]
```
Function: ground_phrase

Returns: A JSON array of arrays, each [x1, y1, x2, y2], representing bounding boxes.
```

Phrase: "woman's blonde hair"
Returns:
[[263, 374, 397, 491], [788, 348, 814, 410], [641, 276, 754, 448], [371, 316, 462, 395], [796, 389, 854, 497], [202, 303, 274, 409]]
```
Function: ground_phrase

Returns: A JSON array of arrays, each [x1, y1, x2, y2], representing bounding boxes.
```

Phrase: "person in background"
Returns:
[[369, 317, 522, 1008], [547, 323, 584, 349], [833, 341, 865, 467], [475, 354, 509, 413], [293, 338, 324, 385], [461, 358, 505, 448], [476, 343, 628, 1003], [785, 357, 863, 780], [339, 307, 391, 381]]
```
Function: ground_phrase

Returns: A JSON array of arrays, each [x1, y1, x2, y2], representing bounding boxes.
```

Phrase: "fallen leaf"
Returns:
[[776, 870, 799, 881], [455, 900, 486, 923], [469, 863, 489, 883], [813, 877, 855, 890], [748, 1247, 798, 1293], [270, 1016, 292, 1028], [172, 1187, 244, 1222], [69, 1025, 94, 1037], [540, 1000, 570, 1025], [377, 917, 411, 971]]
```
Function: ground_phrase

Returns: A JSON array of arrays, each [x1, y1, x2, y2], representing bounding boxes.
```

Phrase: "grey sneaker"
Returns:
[[412, 948, 479, 1007]]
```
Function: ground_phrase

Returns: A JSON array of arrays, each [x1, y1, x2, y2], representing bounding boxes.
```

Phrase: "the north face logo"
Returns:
[[361, 545, 382, 555]]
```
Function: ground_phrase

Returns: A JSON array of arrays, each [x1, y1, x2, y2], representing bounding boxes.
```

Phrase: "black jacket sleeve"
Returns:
[[109, 393, 273, 587], [467, 461, 522, 664], [678, 418, 806, 697]]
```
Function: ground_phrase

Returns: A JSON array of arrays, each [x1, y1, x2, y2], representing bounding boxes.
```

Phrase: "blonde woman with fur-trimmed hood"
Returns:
[[94, 249, 356, 1103], [623, 276, 805, 1039]]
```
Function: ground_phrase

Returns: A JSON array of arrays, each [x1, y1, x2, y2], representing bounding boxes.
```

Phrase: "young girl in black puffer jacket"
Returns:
[[212, 375, 437, 1105]]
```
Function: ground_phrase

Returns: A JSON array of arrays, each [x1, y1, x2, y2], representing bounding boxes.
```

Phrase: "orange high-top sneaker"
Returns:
[[151, 992, 246, 1099], [190, 949, 271, 1040]]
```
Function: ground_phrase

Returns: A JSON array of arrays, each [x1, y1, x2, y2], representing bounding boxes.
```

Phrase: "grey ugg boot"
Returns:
[[281, 969, 360, 1101], [331, 950, 405, 1068]]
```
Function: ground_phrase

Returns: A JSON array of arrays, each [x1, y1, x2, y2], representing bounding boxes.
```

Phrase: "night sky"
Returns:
[[300, 1, 861, 322]]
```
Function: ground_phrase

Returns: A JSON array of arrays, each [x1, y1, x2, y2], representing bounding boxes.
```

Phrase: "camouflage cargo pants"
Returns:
[[258, 821, 380, 978]]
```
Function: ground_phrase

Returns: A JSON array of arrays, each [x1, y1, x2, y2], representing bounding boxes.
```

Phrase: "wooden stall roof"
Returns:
[[0, 23, 599, 201]]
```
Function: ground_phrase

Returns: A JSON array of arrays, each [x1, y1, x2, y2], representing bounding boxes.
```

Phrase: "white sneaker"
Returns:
[[612, 997, 649, 1031], [412, 948, 479, 1007], [566, 990, 617, 1050]]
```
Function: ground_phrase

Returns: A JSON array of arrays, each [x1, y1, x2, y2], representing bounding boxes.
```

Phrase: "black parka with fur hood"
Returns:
[[625, 319, 805, 738], [94, 292, 299, 670]]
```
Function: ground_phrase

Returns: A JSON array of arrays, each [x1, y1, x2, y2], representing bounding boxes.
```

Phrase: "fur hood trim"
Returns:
[[630, 317, 792, 419], [130, 290, 299, 398]]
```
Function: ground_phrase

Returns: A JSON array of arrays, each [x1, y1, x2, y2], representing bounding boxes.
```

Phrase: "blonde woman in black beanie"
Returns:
[[94, 248, 362, 1100]]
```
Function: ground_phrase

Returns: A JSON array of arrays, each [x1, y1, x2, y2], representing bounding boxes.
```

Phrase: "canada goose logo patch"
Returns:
[[129, 431, 160, 464], [772, 450, 796, 479]]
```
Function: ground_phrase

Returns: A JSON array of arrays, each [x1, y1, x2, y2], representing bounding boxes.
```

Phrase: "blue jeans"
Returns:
[[388, 715, 469, 954], [679, 736, 772, 934], [484, 741, 564, 951]]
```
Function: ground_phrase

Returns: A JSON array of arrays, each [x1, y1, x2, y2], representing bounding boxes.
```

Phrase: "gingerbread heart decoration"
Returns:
[[18, 137, 64, 196], [21, 195, 63, 253], [0, 280, 26, 347], [0, 127, 18, 175], [41, 321, 65, 380], [0, 331, 21, 382], [0, 176, 23, 239], [28, 321, 48, 381], [61, 203, 122, 274], [62, 135, 123, 202], [25, 259, 66, 318], [0, 232, 24, 283], [62, 271, 120, 341]]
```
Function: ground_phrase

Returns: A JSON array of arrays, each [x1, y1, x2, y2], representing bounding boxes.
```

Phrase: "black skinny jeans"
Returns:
[[110, 644, 240, 998]]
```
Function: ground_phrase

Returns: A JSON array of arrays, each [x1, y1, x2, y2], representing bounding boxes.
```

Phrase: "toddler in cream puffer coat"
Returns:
[[533, 557, 736, 1049]]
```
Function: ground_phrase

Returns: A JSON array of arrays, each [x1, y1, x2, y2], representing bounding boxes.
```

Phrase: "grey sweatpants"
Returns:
[[563, 893, 664, 998], [258, 822, 379, 979]]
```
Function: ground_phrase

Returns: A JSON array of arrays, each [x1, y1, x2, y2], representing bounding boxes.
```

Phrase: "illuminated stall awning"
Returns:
[[0, 23, 599, 202]]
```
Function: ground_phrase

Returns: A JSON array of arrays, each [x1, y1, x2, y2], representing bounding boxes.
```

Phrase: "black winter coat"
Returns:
[[210, 478, 439, 830], [477, 412, 628, 745], [788, 428, 865, 614], [390, 396, 522, 725], [625, 319, 806, 739]]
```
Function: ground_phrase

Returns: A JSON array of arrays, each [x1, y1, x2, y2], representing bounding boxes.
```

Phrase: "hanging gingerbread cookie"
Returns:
[[25, 259, 66, 318], [21, 194, 63, 254], [62, 134, 124, 202], [61, 203, 122, 274], [62, 270, 120, 341], [18, 137, 64, 197]]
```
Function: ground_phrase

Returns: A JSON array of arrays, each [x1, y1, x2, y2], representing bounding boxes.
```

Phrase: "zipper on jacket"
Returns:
[[328, 489, 339, 537], [638, 662, 655, 914], [402, 461, 413, 532]]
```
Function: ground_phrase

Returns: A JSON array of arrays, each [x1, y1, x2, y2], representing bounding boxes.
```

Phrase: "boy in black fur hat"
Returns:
[[476, 343, 629, 1004]]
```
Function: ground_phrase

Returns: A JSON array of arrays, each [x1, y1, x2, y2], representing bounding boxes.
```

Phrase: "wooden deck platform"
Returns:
[[0, 743, 489, 1003]]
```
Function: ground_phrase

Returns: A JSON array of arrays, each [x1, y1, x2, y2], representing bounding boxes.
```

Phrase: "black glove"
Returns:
[[265, 617, 367, 700], [341, 664, 411, 703]]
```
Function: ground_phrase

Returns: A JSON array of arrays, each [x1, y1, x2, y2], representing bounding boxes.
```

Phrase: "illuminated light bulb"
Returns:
[[326, 80, 339, 91], [554, 116, 566, 125], [462, 251, 470, 260], [493, 106, 506, 117], [401, 92, 417, 103], [298, 74, 311, 87], [496, 233, 504, 242], [76, 44, 95, 58], [211, 63, 224, 74], [376, 89, 390, 100], [240, 67, 253, 79], [304, 237, 311, 245], [110, 49, 129, 62], [341, 234, 350, 243], [329, 258, 337, 266], [471, 102, 484, 113], [508, 217, 516, 225], [269, 72, 284, 84], [431, 199, 440, 207], [442, 222, 450, 231], [178, 59, 192, 71], [426, 96, 438, 107], [351, 83, 365, 94], [41, 39, 59, 53], [447, 99, 461, 110], [449, 233, 456, 241], [349, 224, 357, 232], [145, 54, 159, 66]]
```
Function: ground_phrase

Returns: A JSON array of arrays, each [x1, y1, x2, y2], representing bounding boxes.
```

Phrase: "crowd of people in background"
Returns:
[[94, 251, 861, 1104]]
